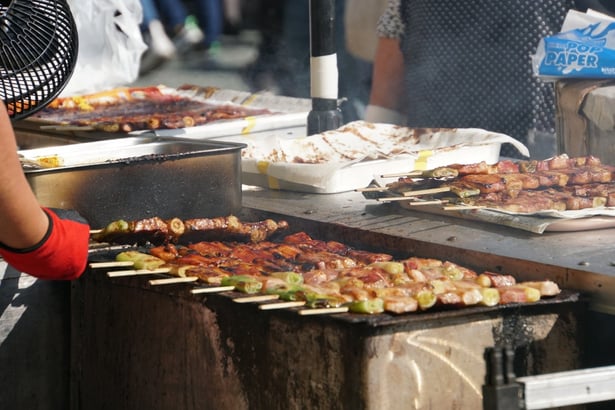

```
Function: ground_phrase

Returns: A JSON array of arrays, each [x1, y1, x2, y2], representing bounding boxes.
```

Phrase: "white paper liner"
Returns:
[[458, 207, 615, 233], [475, 206, 615, 219], [398, 202, 615, 234], [242, 121, 529, 163]]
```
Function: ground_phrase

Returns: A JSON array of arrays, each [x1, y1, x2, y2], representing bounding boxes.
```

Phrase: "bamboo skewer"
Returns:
[[442, 204, 486, 211], [234, 294, 280, 303], [406, 199, 448, 206], [357, 184, 452, 194], [358, 185, 453, 196], [258, 301, 306, 310], [377, 186, 452, 202], [90, 261, 134, 269], [107, 268, 170, 278], [378, 195, 433, 203], [376, 196, 413, 203], [89, 229, 103, 235], [381, 167, 458, 179], [191, 286, 235, 294], [355, 186, 388, 193], [298, 307, 349, 315], [149, 276, 198, 285], [380, 170, 425, 178], [40, 125, 95, 131], [401, 186, 451, 197], [88, 244, 134, 254]]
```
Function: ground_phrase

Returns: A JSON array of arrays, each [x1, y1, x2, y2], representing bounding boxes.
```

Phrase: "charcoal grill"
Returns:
[[73, 226, 586, 410]]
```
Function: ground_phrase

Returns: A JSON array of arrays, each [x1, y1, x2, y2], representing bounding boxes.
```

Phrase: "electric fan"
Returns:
[[0, 0, 78, 120]]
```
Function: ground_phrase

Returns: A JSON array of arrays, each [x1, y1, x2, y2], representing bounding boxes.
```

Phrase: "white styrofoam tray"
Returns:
[[219, 121, 529, 194]]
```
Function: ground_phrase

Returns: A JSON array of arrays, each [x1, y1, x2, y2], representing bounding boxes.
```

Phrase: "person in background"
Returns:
[[245, 0, 372, 122], [221, 0, 242, 34], [191, 0, 225, 54], [139, 0, 178, 73], [242, 0, 286, 93], [287, 0, 370, 121], [0, 103, 89, 280], [155, 0, 205, 55], [365, 0, 611, 159], [159, 0, 224, 57], [140, 0, 224, 74], [343, 0, 388, 119]]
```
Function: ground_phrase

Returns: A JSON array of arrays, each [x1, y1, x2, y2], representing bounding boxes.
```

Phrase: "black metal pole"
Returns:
[[482, 346, 522, 410], [307, 0, 343, 135]]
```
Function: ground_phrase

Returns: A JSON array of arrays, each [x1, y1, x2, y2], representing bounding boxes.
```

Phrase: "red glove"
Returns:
[[0, 207, 90, 280]]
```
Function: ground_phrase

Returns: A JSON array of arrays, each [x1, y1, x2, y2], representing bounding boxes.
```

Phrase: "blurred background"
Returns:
[[134, 0, 382, 122]]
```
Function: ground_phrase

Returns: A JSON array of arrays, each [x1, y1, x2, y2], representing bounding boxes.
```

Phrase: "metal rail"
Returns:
[[483, 346, 615, 409]]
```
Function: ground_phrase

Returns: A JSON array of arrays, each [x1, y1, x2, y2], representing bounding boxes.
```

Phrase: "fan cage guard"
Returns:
[[0, 0, 78, 120]]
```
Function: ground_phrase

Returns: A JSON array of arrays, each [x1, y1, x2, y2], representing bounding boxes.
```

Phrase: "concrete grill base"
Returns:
[[70, 269, 585, 410]]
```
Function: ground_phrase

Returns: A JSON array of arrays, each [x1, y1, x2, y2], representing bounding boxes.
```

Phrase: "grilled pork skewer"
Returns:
[[390, 166, 615, 197], [91, 217, 185, 245], [448, 154, 602, 175], [460, 188, 608, 212], [382, 154, 615, 213], [110, 230, 562, 315], [380, 167, 459, 179], [92, 215, 289, 245]]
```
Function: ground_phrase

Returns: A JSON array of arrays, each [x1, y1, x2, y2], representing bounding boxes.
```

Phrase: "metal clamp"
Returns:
[[483, 345, 615, 409], [483, 345, 522, 410]]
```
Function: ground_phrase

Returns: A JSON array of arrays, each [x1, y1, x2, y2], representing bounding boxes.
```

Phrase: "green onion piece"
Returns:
[[348, 298, 384, 314], [270, 271, 304, 286], [221, 275, 263, 294], [115, 251, 165, 270]]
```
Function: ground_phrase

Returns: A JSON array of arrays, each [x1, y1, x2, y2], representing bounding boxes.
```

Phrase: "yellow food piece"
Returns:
[[369, 261, 405, 275], [416, 290, 437, 310], [479, 288, 501, 307]]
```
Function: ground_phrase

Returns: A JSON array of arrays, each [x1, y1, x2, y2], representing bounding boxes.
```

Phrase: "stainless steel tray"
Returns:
[[20, 137, 246, 228]]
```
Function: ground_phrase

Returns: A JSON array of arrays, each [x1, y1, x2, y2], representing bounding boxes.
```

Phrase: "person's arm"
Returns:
[[0, 103, 49, 248], [365, 36, 407, 123], [0, 103, 89, 279], [364, 0, 407, 124]]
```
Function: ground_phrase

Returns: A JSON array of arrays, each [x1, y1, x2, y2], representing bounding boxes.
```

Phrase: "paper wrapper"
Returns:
[[533, 9, 615, 80], [235, 121, 529, 194], [399, 203, 615, 234]]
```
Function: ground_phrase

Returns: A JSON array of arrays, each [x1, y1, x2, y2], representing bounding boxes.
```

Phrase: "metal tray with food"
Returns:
[[19, 136, 246, 228], [18, 84, 310, 140], [364, 153, 615, 233]]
